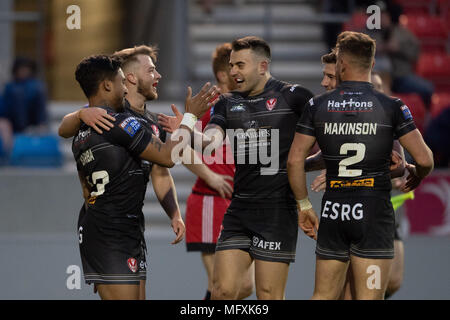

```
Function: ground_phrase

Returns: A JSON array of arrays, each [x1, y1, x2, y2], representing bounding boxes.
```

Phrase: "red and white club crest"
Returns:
[[266, 98, 277, 111], [151, 124, 160, 138], [127, 258, 137, 273]]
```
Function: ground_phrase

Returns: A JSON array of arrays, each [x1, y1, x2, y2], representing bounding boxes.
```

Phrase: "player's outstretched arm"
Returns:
[[140, 84, 220, 167], [183, 147, 233, 198], [287, 132, 319, 240], [398, 129, 434, 191], [150, 165, 185, 244], [58, 107, 115, 138]]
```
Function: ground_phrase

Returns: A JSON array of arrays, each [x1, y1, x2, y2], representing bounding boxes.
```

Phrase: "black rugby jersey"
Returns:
[[125, 101, 167, 183], [297, 81, 416, 194], [72, 107, 152, 220], [209, 77, 313, 207]]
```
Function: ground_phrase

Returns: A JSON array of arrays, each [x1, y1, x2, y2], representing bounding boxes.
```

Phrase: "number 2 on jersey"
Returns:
[[89, 170, 110, 196], [338, 143, 366, 177]]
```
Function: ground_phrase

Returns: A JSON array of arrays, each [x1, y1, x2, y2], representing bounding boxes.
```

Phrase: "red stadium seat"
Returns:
[[431, 92, 450, 118], [395, 0, 434, 14], [391, 93, 428, 133], [416, 53, 450, 91], [342, 11, 367, 32], [400, 14, 448, 52]]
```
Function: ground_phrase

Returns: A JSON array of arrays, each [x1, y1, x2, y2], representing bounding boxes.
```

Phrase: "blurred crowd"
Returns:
[[0, 57, 50, 165]]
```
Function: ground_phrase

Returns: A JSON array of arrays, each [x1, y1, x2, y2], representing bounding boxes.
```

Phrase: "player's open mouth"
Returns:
[[235, 78, 244, 84], [152, 82, 158, 88]]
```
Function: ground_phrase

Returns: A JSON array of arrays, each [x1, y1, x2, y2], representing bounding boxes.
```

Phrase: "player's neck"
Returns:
[[341, 71, 371, 83], [248, 73, 271, 96], [126, 93, 146, 114], [88, 96, 114, 110]]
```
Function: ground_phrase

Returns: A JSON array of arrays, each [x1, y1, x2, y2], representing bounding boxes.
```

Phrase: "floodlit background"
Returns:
[[0, 0, 449, 299]]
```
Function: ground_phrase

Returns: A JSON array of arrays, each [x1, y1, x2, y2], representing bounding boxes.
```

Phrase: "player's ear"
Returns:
[[102, 79, 113, 92], [216, 71, 227, 85], [371, 59, 375, 71], [126, 72, 137, 85], [259, 60, 269, 75]]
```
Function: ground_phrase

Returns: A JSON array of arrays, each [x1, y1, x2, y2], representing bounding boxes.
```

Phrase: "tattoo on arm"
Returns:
[[160, 187, 179, 219], [150, 138, 162, 152]]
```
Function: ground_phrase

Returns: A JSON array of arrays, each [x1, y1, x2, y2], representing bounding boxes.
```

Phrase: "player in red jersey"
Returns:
[[158, 43, 255, 300]]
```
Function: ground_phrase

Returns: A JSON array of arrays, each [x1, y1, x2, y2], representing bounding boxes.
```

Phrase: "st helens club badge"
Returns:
[[127, 258, 137, 273], [151, 124, 160, 138], [266, 98, 277, 111]]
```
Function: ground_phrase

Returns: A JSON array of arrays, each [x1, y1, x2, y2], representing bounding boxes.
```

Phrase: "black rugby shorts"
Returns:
[[78, 207, 147, 285], [315, 192, 395, 261], [215, 201, 298, 263]]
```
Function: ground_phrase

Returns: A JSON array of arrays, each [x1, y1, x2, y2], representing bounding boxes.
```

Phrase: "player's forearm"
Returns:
[[305, 150, 325, 172], [182, 147, 215, 182], [58, 110, 82, 138], [151, 166, 181, 220], [415, 152, 434, 179], [287, 158, 309, 200]]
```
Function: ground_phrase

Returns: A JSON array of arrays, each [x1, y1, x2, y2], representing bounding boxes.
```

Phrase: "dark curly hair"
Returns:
[[75, 54, 121, 98]]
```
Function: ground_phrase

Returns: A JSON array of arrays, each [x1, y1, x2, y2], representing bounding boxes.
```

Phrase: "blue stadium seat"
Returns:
[[10, 134, 63, 167]]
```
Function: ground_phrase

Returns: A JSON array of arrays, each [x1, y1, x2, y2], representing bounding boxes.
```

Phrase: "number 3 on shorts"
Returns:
[[338, 143, 366, 177], [89, 170, 110, 196]]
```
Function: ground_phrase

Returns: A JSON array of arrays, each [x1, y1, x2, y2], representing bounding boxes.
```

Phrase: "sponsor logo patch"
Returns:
[[230, 104, 246, 112], [120, 117, 141, 137], [330, 178, 374, 188], [401, 105, 413, 120]]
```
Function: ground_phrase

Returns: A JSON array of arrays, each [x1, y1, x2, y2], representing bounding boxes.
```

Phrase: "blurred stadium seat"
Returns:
[[416, 52, 450, 91], [342, 11, 367, 31], [10, 134, 63, 167], [400, 13, 448, 52], [394, 0, 434, 14], [392, 92, 427, 133], [431, 92, 450, 118]]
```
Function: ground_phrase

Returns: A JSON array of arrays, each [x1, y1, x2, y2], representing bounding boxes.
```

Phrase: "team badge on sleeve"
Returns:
[[120, 117, 141, 137], [400, 105, 413, 120], [151, 124, 160, 138]]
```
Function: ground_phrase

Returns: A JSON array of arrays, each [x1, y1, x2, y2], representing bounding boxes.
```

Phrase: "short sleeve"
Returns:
[[393, 99, 417, 139], [296, 98, 316, 136], [208, 96, 227, 132], [282, 84, 314, 117], [104, 113, 152, 157]]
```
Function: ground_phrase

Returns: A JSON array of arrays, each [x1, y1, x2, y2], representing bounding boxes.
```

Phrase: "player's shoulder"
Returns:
[[309, 89, 335, 107], [278, 80, 313, 97]]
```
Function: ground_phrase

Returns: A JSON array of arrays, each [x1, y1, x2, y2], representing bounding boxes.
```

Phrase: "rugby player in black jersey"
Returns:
[[287, 31, 433, 300], [312, 53, 406, 300], [186, 36, 318, 300], [71, 55, 216, 299], [59, 46, 219, 250]]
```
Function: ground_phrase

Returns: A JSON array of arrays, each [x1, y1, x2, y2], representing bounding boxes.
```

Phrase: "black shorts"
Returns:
[[78, 206, 147, 285], [215, 202, 298, 263], [316, 192, 395, 261]]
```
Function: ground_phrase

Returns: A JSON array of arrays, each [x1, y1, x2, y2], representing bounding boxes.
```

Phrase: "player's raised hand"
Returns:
[[311, 170, 326, 192], [171, 216, 186, 245], [185, 82, 220, 118], [158, 104, 183, 133], [298, 208, 319, 240], [401, 163, 422, 192], [205, 172, 234, 199], [79, 107, 115, 134]]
